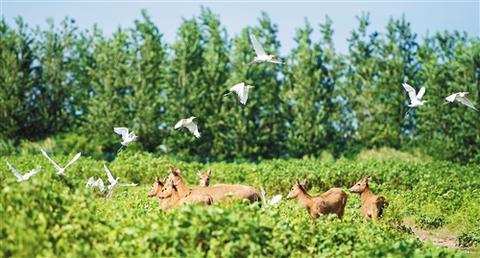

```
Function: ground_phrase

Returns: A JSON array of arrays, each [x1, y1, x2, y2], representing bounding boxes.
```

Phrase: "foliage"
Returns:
[[0, 10, 479, 163], [0, 152, 478, 256]]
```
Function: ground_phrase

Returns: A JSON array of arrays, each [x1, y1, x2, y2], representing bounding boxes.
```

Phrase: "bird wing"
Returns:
[[458, 96, 478, 111], [40, 149, 61, 172], [268, 195, 283, 206], [63, 152, 81, 170], [118, 182, 138, 187], [23, 168, 40, 179], [185, 122, 201, 138], [416, 87, 426, 100], [6, 161, 22, 180], [402, 83, 417, 102], [260, 186, 267, 206], [86, 177, 96, 187], [114, 127, 129, 138], [267, 59, 283, 64], [230, 82, 245, 93], [445, 93, 458, 103], [103, 164, 116, 184], [174, 119, 185, 129], [95, 178, 105, 192], [249, 33, 266, 56]]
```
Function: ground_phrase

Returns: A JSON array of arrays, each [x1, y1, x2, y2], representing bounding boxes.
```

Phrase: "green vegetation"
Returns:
[[1, 151, 478, 257], [1, 10, 479, 163]]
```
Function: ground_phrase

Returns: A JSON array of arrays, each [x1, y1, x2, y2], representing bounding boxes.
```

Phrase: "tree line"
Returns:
[[1, 8, 479, 163]]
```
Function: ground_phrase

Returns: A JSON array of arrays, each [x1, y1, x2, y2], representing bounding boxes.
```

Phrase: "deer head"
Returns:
[[286, 179, 307, 199], [197, 169, 211, 187], [349, 176, 371, 193], [148, 177, 164, 197]]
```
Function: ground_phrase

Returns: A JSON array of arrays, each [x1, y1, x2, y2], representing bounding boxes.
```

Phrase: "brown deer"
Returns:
[[147, 176, 175, 210], [286, 179, 347, 224], [349, 176, 387, 221], [197, 169, 211, 187], [168, 168, 260, 203], [157, 180, 213, 209]]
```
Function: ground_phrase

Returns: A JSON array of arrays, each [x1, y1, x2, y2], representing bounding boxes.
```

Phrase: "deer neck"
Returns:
[[360, 188, 374, 203], [297, 189, 313, 208], [174, 179, 189, 197]]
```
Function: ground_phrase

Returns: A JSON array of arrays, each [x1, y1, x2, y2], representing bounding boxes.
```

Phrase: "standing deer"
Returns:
[[286, 179, 347, 224], [197, 170, 211, 187], [349, 176, 387, 221], [168, 168, 260, 203]]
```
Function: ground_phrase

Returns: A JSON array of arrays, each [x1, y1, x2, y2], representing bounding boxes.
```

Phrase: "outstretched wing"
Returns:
[[185, 122, 201, 138], [23, 168, 40, 179], [95, 178, 105, 192], [64, 152, 81, 170], [402, 83, 417, 102], [86, 177, 96, 187], [260, 186, 267, 206], [103, 164, 116, 184], [267, 59, 283, 64], [268, 194, 283, 206], [445, 93, 458, 103], [416, 87, 426, 100], [249, 33, 266, 56], [114, 127, 129, 138], [6, 161, 22, 180], [118, 182, 138, 187], [458, 96, 478, 111], [40, 149, 61, 172], [174, 119, 185, 129]]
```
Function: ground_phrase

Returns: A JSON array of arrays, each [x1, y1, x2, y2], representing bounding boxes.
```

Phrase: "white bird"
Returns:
[[40, 149, 81, 175], [6, 161, 40, 182], [249, 34, 282, 65], [86, 177, 106, 192], [260, 186, 283, 207], [114, 127, 137, 152], [224, 82, 255, 105], [402, 82, 427, 115], [445, 92, 478, 111], [174, 117, 201, 138], [103, 164, 137, 198]]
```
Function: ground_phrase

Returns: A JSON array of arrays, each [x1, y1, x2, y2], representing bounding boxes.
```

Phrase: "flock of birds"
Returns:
[[4, 33, 478, 197]]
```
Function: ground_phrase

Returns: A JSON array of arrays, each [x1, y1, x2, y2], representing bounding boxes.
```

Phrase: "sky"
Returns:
[[1, 0, 479, 54]]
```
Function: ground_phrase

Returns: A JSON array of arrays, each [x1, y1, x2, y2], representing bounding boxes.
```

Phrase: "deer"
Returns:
[[168, 167, 261, 203], [286, 179, 347, 224], [157, 179, 213, 209], [148, 176, 212, 210], [196, 169, 211, 187], [349, 176, 387, 221]]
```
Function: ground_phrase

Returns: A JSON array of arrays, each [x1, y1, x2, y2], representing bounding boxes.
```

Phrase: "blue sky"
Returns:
[[2, 1, 479, 54]]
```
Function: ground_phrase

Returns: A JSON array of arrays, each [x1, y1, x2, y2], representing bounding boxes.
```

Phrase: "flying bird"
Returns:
[[114, 127, 137, 152], [86, 177, 106, 192], [224, 82, 255, 105], [104, 164, 138, 198], [402, 82, 427, 115], [249, 34, 282, 65], [6, 161, 40, 182], [260, 186, 283, 207], [445, 92, 478, 111], [174, 117, 201, 138], [40, 149, 81, 175]]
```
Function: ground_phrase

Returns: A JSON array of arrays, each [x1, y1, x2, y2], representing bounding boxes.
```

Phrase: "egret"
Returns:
[[6, 161, 40, 182], [40, 149, 81, 175], [174, 117, 200, 138], [445, 92, 478, 111], [86, 177, 106, 192], [260, 186, 283, 207], [402, 82, 427, 115], [224, 82, 255, 105], [249, 34, 282, 65], [114, 127, 137, 152], [104, 164, 138, 198]]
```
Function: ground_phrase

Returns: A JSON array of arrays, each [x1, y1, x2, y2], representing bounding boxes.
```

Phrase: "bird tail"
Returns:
[[117, 145, 125, 153]]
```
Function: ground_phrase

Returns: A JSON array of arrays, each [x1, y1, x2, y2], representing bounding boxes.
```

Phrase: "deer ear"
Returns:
[[207, 169, 211, 175], [295, 179, 300, 185], [366, 176, 372, 182]]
